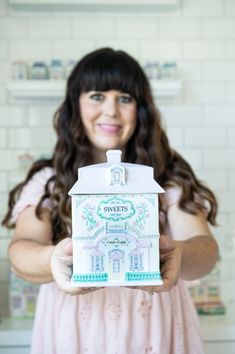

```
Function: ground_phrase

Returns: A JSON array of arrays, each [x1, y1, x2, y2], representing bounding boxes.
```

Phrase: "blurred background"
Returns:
[[0, 0, 235, 353]]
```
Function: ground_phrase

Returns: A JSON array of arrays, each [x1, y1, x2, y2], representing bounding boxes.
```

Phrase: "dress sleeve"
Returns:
[[159, 185, 208, 229], [160, 186, 182, 212], [11, 167, 54, 223], [160, 186, 208, 212]]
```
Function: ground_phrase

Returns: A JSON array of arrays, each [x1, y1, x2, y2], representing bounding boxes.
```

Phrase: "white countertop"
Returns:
[[199, 303, 235, 342], [0, 318, 33, 346]]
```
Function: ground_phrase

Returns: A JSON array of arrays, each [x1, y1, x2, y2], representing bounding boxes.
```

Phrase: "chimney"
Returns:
[[106, 150, 122, 164]]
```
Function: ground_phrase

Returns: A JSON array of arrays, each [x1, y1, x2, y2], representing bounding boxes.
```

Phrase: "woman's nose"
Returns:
[[103, 98, 118, 117]]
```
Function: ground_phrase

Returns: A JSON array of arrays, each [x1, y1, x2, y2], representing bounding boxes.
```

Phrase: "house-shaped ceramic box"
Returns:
[[69, 150, 164, 287]]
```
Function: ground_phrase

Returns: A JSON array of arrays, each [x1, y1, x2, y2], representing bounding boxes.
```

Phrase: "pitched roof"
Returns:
[[69, 150, 165, 195]]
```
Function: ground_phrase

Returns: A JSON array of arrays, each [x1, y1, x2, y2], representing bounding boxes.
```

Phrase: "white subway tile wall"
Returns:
[[0, 0, 235, 317]]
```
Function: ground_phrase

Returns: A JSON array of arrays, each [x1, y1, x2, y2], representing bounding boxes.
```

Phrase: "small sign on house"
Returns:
[[69, 150, 165, 287]]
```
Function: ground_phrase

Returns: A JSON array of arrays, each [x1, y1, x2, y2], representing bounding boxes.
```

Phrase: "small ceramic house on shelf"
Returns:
[[69, 150, 165, 287]]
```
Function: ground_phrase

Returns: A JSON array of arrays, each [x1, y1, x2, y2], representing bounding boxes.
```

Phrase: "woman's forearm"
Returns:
[[178, 235, 219, 281], [8, 238, 55, 284]]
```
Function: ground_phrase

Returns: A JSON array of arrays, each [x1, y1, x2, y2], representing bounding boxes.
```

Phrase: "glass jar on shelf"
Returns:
[[30, 61, 49, 80], [49, 59, 64, 80]]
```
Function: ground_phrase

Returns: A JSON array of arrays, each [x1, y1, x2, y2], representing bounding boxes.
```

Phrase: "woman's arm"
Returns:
[[131, 204, 219, 293], [167, 203, 219, 281], [9, 205, 100, 295], [8, 206, 55, 283]]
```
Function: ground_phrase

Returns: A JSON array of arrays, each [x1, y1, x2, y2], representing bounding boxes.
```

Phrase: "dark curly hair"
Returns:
[[2, 48, 217, 244]]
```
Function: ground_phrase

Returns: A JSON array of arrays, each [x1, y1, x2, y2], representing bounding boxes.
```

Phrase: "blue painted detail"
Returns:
[[125, 272, 162, 281], [72, 273, 108, 282], [90, 254, 104, 273], [129, 253, 144, 272]]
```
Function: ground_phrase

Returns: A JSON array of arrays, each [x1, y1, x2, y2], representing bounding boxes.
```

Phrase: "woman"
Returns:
[[2, 47, 219, 354]]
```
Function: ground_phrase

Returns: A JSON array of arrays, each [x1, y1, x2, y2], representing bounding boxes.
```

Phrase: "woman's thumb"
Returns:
[[60, 238, 73, 255], [159, 235, 174, 251]]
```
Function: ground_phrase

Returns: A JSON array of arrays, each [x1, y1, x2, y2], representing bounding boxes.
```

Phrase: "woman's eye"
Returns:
[[119, 95, 133, 103], [90, 93, 103, 101]]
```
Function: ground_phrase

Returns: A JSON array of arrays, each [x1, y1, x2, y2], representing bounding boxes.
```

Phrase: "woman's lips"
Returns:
[[97, 124, 121, 134]]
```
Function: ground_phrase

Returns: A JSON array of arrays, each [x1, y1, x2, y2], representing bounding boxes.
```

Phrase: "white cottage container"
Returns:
[[69, 150, 164, 287]]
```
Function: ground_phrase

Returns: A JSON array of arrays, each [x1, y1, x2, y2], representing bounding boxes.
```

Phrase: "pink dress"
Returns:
[[12, 168, 204, 354]]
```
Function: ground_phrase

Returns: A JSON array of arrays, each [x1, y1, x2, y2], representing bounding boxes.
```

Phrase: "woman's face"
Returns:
[[79, 90, 137, 161]]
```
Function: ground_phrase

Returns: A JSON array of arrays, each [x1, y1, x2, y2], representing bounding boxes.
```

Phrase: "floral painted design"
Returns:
[[135, 202, 150, 229], [82, 204, 97, 230]]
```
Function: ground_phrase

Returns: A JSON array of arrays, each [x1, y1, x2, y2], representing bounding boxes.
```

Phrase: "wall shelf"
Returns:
[[9, 0, 180, 12], [7, 80, 182, 101], [8, 80, 65, 98], [150, 79, 182, 98]]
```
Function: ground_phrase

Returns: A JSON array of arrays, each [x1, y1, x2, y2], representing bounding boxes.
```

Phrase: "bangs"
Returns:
[[78, 50, 142, 99]]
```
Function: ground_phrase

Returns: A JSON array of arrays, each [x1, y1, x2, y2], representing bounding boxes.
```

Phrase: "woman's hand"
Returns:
[[127, 235, 182, 294], [156, 235, 182, 291], [50, 238, 101, 295]]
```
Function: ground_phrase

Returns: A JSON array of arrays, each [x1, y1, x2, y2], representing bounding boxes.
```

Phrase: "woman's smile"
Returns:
[[96, 123, 122, 134]]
